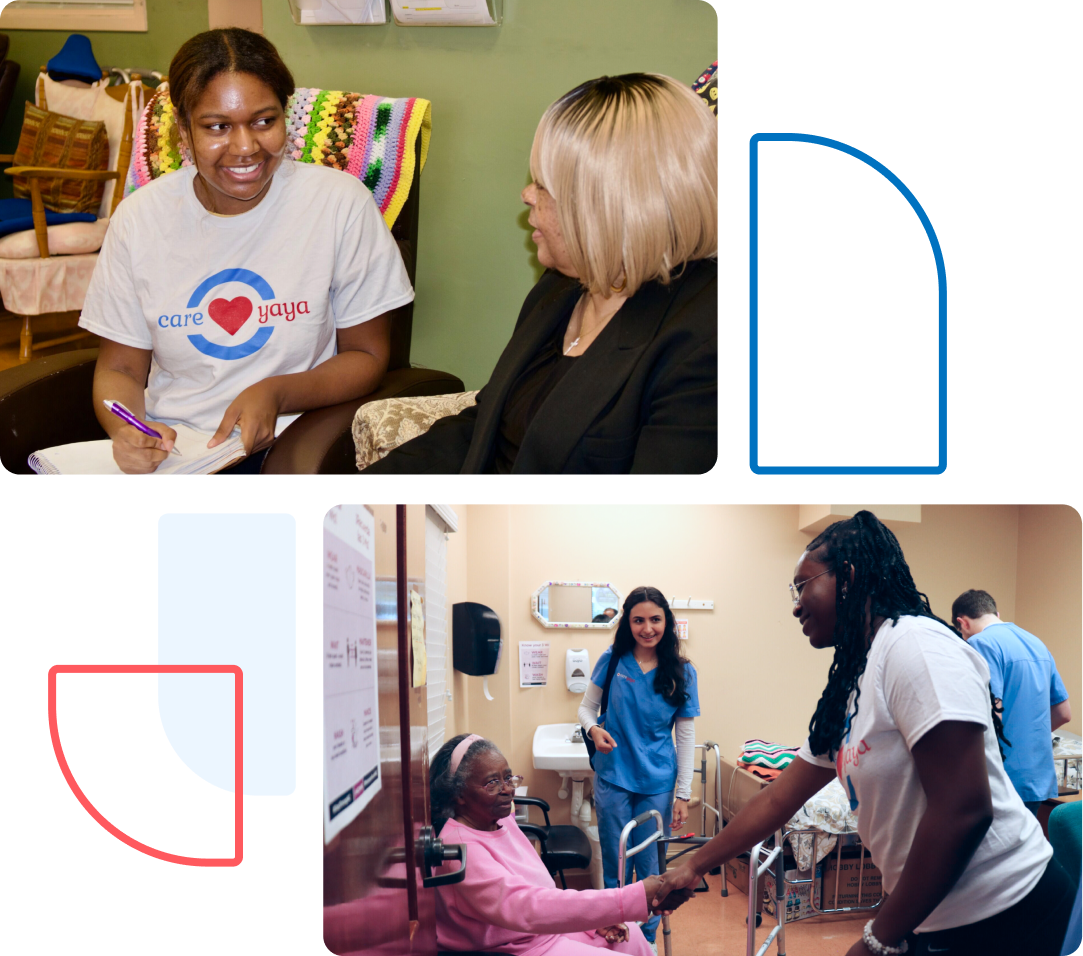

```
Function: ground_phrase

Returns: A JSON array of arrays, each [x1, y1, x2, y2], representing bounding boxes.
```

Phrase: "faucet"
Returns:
[[571, 727, 583, 744]]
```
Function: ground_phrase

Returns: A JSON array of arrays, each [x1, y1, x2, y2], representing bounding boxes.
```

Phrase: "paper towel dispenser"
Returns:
[[452, 602, 502, 676], [566, 648, 591, 693]]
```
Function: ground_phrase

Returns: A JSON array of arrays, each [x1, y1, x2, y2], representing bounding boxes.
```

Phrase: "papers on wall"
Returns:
[[519, 641, 550, 687], [323, 507, 381, 843], [391, 0, 495, 26], [676, 619, 689, 641], [294, 0, 387, 25]]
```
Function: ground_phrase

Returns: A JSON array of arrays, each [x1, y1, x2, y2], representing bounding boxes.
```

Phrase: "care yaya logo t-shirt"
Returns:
[[80, 160, 414, 435]]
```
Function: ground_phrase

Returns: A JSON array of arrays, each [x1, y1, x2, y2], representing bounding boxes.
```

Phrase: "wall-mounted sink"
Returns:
[[533, 722, 592, 773]]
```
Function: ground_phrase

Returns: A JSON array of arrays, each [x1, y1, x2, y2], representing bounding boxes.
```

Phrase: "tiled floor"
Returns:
[[560, 866, 867, 955], [665, 873, 865, 956]]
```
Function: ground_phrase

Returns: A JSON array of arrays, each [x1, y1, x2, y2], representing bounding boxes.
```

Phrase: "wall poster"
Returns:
[[323, 505, 381, 843]]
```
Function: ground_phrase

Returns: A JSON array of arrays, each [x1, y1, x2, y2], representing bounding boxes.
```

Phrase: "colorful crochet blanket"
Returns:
[[693, 60, 718, 115], [124, 85, 431, 231], [738, 739, 800, 770]]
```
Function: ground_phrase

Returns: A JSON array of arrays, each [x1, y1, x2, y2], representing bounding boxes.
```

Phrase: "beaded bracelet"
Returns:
[[863, 921, 908, 955]]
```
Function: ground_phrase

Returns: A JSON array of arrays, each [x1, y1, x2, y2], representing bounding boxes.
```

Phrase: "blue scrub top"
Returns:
[[590, 645, 700, 795], [968, 621, 1069, 803]]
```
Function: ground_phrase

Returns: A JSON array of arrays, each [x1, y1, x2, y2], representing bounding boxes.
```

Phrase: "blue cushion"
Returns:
[[0, 198, 97, 238], [46, 34, 102, 85]]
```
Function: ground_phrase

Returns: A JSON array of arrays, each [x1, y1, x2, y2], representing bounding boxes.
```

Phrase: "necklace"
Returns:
[[563, 298, 587, 355], [564, 295, 611, 356]]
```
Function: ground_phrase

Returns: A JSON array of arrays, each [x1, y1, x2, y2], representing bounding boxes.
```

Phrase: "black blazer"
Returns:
[[365, 258, 717, 474]]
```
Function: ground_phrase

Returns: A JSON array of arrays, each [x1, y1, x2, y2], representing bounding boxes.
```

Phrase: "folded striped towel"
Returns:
[[738, 739, 800, 770], [745, 765, 784, 782]]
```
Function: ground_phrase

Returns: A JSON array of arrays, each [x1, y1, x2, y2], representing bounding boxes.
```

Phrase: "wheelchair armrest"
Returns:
[[512, 796, 552, 826], [518, 823, 550, 848]]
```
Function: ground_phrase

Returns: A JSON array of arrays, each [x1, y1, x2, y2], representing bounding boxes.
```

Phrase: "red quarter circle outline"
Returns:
[[48, 664, 243, 867]]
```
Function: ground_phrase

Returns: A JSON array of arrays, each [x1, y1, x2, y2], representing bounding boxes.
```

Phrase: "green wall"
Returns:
[[3, 0, 717, 389]]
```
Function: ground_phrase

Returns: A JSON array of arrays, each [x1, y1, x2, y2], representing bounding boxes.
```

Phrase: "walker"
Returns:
[[745, 828, 883, 956], [616, 810, 712, 956]]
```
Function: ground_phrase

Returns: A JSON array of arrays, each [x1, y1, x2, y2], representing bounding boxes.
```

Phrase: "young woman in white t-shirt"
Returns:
[[80, 29, 411, 473], [654, 511, 1074, 956]]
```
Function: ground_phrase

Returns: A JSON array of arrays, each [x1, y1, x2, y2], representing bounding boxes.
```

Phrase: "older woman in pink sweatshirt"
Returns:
[[432, 734, 690, 956]]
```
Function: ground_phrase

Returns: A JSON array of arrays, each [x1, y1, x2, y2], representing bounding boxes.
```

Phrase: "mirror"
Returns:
[[531, 581, 623, 629]]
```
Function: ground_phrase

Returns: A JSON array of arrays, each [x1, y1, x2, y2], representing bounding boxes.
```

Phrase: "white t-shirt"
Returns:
[[80, 160, 414, 434], [797, 615, 1051, 933]]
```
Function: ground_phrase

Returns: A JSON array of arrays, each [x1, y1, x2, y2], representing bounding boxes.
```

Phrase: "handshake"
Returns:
[[641, 865, 699, 915]]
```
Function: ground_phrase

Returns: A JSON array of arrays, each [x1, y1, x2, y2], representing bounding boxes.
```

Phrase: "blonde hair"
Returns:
[[529, 73, 717, 297]]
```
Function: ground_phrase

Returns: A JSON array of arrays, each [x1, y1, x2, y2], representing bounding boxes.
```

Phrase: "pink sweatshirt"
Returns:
[[435, 814, 649, 955]]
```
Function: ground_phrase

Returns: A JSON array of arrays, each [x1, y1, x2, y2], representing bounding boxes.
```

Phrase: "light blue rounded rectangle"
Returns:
[[158, 514, 296, 795], [749, 132, 944, 476]]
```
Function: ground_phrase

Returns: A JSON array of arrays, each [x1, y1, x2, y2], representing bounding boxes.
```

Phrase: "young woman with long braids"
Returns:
[[653, 512, 1074, 956], [578, 587, 700, 948]]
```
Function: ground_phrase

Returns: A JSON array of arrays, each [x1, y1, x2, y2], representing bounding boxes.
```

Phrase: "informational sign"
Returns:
[[519, 641, 550, 687], [323, 506, 380, 843], [676, 619, 689, 641]]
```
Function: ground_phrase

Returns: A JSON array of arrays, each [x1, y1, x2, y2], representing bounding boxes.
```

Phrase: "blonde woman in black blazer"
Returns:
[[366, 73, 717, 475]]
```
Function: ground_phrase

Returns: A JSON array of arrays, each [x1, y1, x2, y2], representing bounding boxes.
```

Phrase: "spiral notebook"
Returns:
[[28, 424, 247, 475]]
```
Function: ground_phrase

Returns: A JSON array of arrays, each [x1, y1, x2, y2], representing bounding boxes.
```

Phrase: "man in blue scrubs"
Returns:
[[952, 589, 1072, 813]]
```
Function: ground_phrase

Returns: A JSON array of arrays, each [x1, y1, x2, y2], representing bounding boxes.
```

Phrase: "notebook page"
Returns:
[[29, 424, 247, 475]]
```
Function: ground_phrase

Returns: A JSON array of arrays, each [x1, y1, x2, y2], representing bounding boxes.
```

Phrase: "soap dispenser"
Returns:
[[566, 648, 591, 693]]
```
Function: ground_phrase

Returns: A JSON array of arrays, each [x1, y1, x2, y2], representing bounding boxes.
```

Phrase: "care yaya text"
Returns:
[[157, 299, 311, 328]]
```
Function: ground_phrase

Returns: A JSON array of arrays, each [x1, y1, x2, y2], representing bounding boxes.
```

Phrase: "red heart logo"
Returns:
[[208, 296, 253, 336]]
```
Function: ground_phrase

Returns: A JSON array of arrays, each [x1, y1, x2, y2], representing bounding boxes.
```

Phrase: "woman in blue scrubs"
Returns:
[[578, 586, 699, 948]]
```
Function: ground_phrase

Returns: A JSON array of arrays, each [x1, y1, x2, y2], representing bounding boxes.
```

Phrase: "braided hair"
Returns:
[[806, 511, 1008, 758], [612, 586, 692, 706], [430, 733, 501, 835]]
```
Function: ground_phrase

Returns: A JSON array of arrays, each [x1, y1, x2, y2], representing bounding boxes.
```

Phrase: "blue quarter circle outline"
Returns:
[[749, 133, 947, 475]]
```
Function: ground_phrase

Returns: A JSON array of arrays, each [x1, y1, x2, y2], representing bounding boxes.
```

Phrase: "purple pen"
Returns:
[[103, 400, 182, 456]]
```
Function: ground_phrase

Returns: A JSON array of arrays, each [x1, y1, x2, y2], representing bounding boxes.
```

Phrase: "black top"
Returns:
[[493, 310, 577, 473], [364, 258, 717, 474]]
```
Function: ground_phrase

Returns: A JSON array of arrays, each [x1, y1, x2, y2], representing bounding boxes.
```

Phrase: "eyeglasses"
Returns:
[[789, 568, 832, 606], [480, 773, 524, 795]]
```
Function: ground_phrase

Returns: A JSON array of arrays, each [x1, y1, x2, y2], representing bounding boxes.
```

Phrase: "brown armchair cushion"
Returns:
[[12, 102, 109, 213]]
